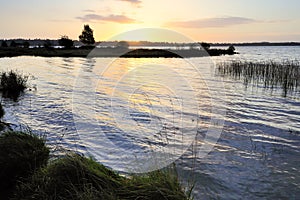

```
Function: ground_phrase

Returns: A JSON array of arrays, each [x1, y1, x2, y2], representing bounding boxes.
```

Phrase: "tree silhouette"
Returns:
[[226, 44, 235, 54], [200, 42, 210, 50], [23, 41, 30, 48], [79, 25, 95, 45], [58, 36, 74, 48], [44, 39, 52, 49], [117, 41, 129, 49], [10, 41, 17, 47], [1, 41, 8, 47]]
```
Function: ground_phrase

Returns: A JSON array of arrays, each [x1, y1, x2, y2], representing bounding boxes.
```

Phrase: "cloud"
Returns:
[[77, 14, 137, 23], [48, 19, 74, 23], [265, 19, 291, 23], [167, 17, 259, 28], [82, 9, 95, 13], [119, 0, 142, 5]]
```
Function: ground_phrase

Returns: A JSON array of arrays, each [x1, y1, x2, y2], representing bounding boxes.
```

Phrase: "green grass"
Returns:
[[217, 60, 300, 97], [0, 70, 28, 99], [0, 131, 49, 199], [14, 154, 189, 200], [14, 154, 122, 200], [0, 111, 190, 200], [118, 168, 189, 200], [0, 130, 189, 200]]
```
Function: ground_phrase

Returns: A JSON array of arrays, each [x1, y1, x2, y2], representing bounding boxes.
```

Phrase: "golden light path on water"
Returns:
[[71, 54, 219, 173]]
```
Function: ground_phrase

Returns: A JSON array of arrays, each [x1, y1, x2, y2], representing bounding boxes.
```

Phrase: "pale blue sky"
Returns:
[[0, 0, 299, 42]]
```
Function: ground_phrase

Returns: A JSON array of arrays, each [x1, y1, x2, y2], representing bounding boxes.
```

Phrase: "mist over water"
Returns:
[[1, 46, 300, 199]]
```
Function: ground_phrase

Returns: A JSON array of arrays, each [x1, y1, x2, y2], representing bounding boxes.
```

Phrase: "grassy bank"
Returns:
[[0, 46, 236, 58], [217, 60, 300, 96], [0, 131, 190, 200], [0, 131, 49, 199]]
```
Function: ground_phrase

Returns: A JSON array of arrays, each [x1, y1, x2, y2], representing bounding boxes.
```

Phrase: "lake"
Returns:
[[1, 46, 300, 199]]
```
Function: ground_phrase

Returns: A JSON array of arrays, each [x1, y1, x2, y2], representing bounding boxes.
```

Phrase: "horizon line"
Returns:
[[1, 38, 300, 45]]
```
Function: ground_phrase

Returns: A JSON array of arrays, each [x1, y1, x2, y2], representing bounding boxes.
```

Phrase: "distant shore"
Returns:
[[1, 39, 300, 47], [0, 47, 236, 58]]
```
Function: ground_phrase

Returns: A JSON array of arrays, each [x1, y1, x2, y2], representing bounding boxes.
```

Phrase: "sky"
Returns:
[[0, 0, 299, 42]]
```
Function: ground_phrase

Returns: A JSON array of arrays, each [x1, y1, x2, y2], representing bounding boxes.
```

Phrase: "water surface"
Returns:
[[1, 46, 299, 199]]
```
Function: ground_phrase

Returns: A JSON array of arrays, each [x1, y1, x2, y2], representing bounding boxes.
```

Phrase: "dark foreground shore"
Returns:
[[0, 130, 190, 200], [0, 47, 236, 58]]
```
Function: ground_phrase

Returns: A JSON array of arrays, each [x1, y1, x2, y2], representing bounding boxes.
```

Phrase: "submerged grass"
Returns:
[[217, 60, 300, 97]]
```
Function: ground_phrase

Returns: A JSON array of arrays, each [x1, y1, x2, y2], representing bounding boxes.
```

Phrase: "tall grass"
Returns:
[[217, 60, 300, 96], [0, 131, 49, 199], [14, 154, 122, 200], [14, 154, 190, 200], [0, 70, 28, 99], [118, 167, 188, 200], [0, 110, 191, 200], [0, 129, 191, 200]]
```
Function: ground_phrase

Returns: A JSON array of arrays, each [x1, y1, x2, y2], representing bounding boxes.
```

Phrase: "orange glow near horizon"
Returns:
[[0, 0, 299, 42]]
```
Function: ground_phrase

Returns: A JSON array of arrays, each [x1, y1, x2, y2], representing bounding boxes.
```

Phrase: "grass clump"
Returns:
[[0, 129, 189, 199], [0, 131, 49, 199], [118, 169, 189, 200], [14, 154, 123, 200], [14, 154, 189, 200], [217, 60, 300, 96], [0, 70, 28, 99]]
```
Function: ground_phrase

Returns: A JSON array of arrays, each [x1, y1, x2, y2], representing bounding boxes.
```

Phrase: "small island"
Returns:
[[0, 46, 237, 58]]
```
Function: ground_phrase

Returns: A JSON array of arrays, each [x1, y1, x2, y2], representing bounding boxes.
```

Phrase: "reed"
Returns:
[[217, 60, 300, 96]]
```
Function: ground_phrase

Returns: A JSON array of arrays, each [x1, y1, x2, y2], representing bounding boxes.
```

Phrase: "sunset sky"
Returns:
[[0, 0, 299, 42]]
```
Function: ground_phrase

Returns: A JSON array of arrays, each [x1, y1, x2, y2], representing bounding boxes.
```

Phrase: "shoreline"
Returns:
[[0, 47, 236, 58]]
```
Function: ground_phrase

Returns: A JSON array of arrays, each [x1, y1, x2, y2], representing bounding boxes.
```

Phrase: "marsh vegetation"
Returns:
[[0, 129, 190, 200], [217, 60, 300, 96], [0, 70, 28, 99]]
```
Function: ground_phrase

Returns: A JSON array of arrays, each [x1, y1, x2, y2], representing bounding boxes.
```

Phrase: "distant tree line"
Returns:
[[1, 40, 30, 48], [0, 24, 96, 49], [210, 42, 300, 47], [1, 27, 300, 49]]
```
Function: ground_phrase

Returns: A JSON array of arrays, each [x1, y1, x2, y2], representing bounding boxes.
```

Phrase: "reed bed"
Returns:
[[217, 60, 300, 96]]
